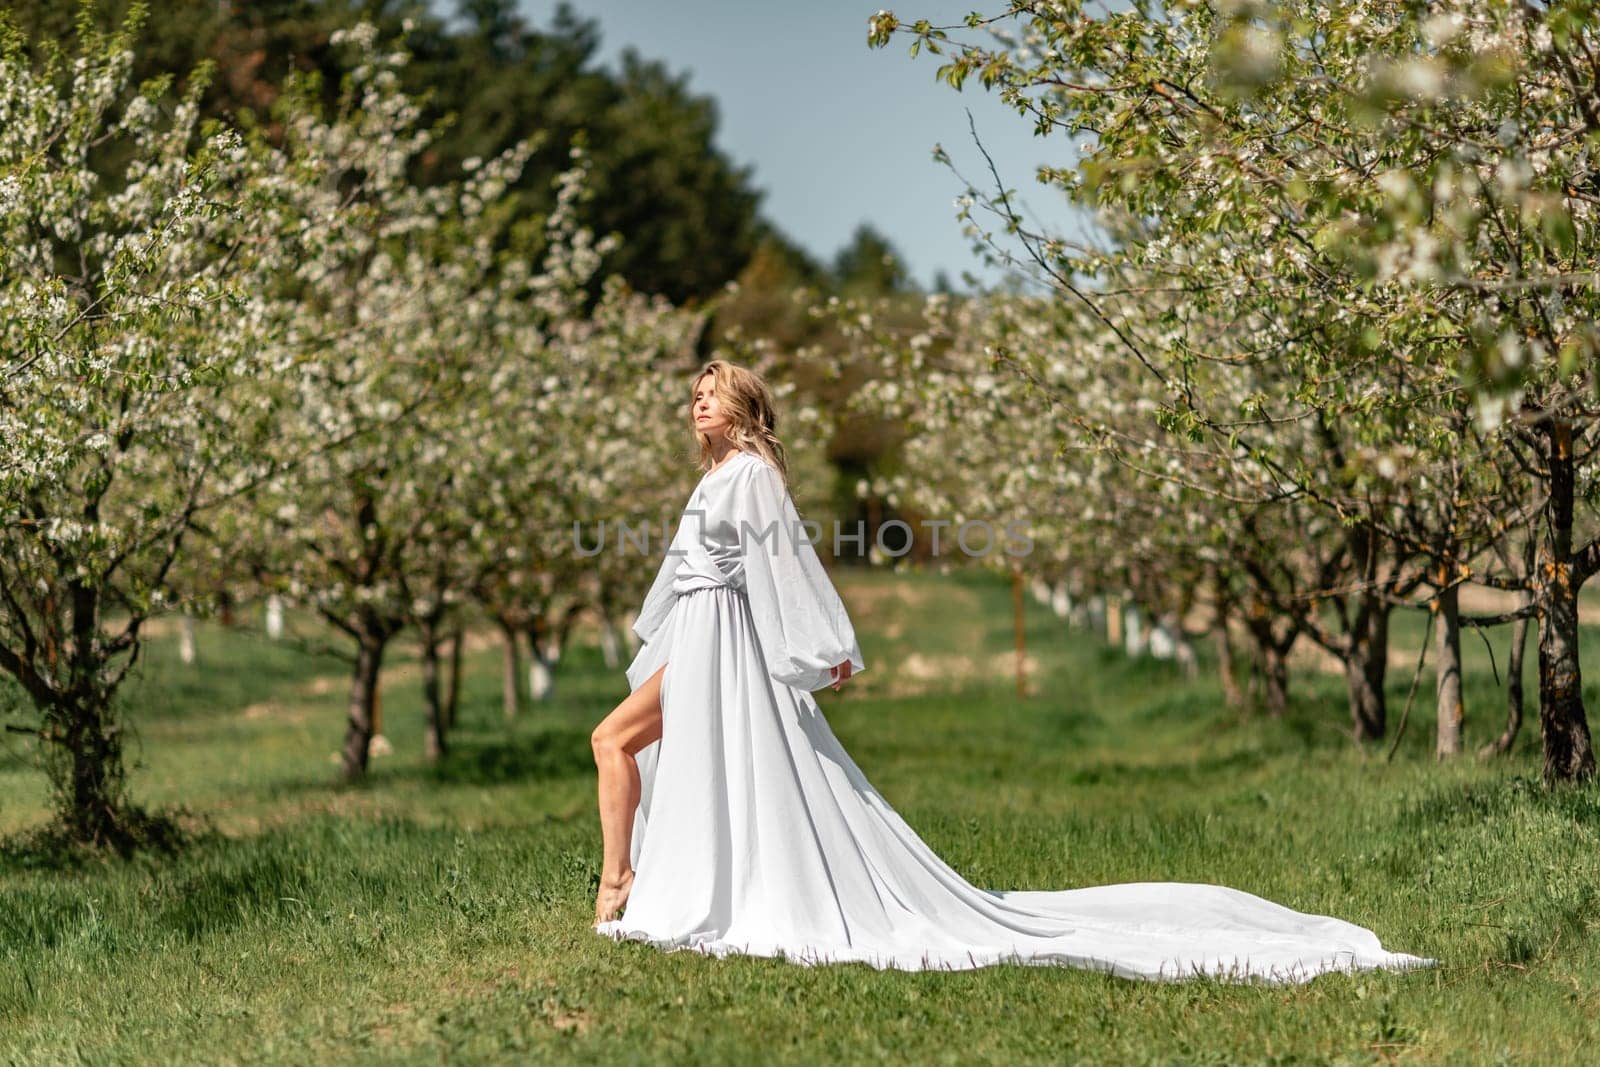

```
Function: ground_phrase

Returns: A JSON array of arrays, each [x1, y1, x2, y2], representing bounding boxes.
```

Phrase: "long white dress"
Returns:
[[594, 450, 1434, 983]]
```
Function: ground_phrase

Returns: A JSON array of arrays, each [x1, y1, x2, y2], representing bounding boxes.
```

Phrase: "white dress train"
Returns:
[[594, 451, 1435, 983]]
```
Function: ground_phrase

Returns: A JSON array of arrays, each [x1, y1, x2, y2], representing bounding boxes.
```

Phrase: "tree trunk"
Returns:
[[44, 577, 132, 845], [1481, 610, 1529, 757], [341, 634, 386, 781], [1212, 580, 1246, 710], [528, 656, 554, 701], [1338, 522, 1391, 742], [1536, 578, 1594, 781], [599, 614, 622, 669], [1123, 603, 1146, 657], [1243, 610, 1294, 718], [419, 620, 447, 763], [1536, 417, 1596, 783], [444, 624, 464, 732], [1157, 613, 1198, 678], [525, 616, 555, 701], [1344, 603, 1389, 742], [1434, 580, 1463, 759], [498, 617, 523, 722], [1260, 644, 1289, 718], [1050, 581, 1071, 620], [1214, 620, 1244, 710], [44, 690, 126, 846], [178, 615, 198, 666]]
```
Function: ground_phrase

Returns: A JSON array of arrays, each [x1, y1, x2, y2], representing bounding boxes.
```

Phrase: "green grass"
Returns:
[[2, 570, 1599, 1064]]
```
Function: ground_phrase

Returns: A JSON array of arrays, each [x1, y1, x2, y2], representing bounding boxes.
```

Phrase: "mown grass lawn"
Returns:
[[3, 569, 1600, 1064]]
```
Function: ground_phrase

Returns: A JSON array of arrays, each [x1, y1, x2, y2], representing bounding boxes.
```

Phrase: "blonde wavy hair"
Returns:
[[691, 360, 790, 485]]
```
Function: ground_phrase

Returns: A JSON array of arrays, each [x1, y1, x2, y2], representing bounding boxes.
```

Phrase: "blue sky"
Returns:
[[502, 1, 1092, 292]]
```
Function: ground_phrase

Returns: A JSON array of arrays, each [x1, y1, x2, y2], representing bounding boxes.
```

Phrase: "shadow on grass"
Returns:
[[1039, 706, 1104, 742], [155, 847, 315, 940], [1397, 773, 1600, 830], [1065, 744, 1273, 787], [1130, 688, 1228, 725], [195, 724, 595, 811], [415, 726, 595, 786], [1, 813, 482, 950], [0, 803, 213, 871]]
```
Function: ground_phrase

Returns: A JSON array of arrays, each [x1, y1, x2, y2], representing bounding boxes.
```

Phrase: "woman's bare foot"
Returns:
[[594, 870, 635, 924]]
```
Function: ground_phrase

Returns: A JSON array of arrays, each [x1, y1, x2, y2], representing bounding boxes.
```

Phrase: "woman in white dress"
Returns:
[[589, 360, 1434, 983]]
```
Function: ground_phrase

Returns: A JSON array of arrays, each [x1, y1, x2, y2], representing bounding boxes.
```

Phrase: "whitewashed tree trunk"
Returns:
[[178, 615, 198, 666], [1148, 619, 1177, 660], [1124, 604, 1148, 657], [529, 658, 555, 701], [1050, 582, 1071, 620], [265, 594, 284, 640], [525, 618, 557, 701], [1159, 612, 1199, 678]]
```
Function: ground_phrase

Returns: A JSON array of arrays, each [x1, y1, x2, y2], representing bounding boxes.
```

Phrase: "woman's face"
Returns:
[[693, 376, 730, 442]]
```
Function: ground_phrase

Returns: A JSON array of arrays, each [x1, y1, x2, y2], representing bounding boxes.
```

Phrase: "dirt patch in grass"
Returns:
[[888, 650, 1040, 697], [839, 574, 980, 615], [240, 701, 312, 724]]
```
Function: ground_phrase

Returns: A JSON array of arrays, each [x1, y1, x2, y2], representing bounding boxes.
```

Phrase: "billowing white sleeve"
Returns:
[[735, 461, 866, 692], [631, 516, 686, 646]]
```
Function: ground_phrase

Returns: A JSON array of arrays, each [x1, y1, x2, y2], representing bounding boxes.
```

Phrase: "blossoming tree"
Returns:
[[872, 0, 1600, 781], [0, 7, 307, 846]]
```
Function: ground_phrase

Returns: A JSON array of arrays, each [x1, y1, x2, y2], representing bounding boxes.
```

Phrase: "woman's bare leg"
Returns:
[[590, 663, 665, 923]]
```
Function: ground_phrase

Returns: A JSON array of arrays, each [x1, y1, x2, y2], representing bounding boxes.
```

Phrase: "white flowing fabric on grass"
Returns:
[[595, 450, 1435, 984]]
